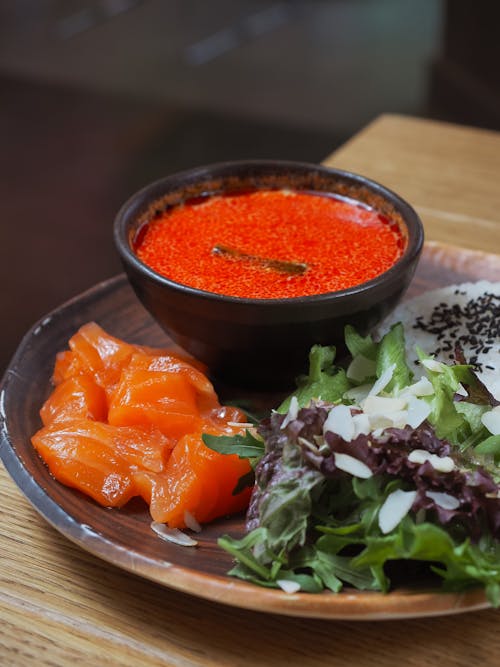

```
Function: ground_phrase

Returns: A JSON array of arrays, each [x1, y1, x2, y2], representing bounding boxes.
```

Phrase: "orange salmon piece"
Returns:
[[198, 421, 253, 522], [134, 432, 219, 526], [31, 419, 136, 506], [31, 419, 173, 505], [134, 430, 252, 528], [108, 353, 219, 439], [110, 424, 173, 473], [52, 322, 206, 392], [40, 375, 107, 426], [66, 322, 139, 393], [52, 350, 79, 385], [35, 324, 255, 527]]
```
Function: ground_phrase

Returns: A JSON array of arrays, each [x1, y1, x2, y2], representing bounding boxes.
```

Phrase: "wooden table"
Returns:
[[323, 113, 500, 254], [1, 114, 500, 666]]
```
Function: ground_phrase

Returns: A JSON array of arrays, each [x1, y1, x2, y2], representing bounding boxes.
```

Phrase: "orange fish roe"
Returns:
[[135, 190, 405, 299]]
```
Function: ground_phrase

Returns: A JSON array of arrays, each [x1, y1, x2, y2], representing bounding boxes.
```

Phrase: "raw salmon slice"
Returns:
[[31, 419, 173, 505], [40, 375, 107, 426], [53, 322, 139, 392], [32, 419, 136, 506], [134, 428, 252, 528], [200, 414, 253, 522], [53, 322, 207, 392], [111, 424, 173, 473], [108, 353, 219, 439], [33, 323, 255, 529]]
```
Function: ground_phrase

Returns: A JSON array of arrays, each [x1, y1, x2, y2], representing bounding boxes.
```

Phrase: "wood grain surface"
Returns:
[[1, 114, 500, 666], [323, 114, 500, 255]]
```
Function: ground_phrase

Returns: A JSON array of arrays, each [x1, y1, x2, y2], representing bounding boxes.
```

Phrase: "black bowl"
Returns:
[[113, 160, 424, 389]]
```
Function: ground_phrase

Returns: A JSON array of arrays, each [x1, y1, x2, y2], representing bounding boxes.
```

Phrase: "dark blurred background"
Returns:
[[1, 0, 499, 372]]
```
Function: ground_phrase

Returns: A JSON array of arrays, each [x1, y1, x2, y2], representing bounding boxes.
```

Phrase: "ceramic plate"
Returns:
[[1, 241, 499, 620]]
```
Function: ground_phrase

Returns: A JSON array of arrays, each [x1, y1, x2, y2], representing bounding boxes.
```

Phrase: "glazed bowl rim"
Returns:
[[113, 159, 424, 306]]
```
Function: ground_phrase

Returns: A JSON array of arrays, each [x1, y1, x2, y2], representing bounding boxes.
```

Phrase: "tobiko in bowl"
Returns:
[[114, 161, 424, 387]]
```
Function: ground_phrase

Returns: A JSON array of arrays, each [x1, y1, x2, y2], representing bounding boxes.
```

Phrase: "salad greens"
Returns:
[[204, 324, 500, 605]]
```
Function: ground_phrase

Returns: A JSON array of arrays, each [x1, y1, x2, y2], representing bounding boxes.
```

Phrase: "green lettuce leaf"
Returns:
[[344, 325, 378, 361], [475, 435, 500, 461], [215, 325, 500, 604], [376, 323, 412, 393], [279, 345, 351, 412]]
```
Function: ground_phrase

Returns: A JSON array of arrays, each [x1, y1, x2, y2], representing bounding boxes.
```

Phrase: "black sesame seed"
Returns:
[[410, 290, 499, 373]]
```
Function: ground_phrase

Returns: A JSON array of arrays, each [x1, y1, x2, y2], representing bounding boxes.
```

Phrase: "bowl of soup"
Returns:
[[114, 161, 424, 388]]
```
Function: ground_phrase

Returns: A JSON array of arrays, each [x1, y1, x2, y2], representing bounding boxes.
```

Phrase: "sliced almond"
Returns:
[[370, 410, 409, 430], [184, 511, 202, 533], [151, 522, 198, 547], [405, 396, 432, 429], [481, 406, 500, 436], [378, 489, 417, 534], [362, 395, 407, 414], [368, 363, 396, 396], [408, 449, 455, 473], [334, 452, 373, 479], [401, 376, 434, 397], [280, 395, 299, 429], [277, 580, 301, 594], [352, 413, 371, 437], [426, 491, 460, 510], [323, 404, 355, 441]]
